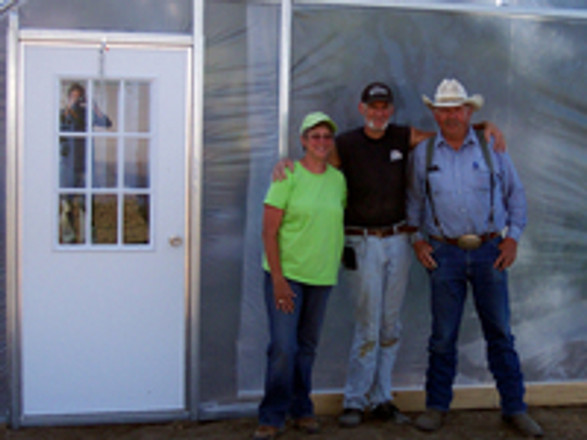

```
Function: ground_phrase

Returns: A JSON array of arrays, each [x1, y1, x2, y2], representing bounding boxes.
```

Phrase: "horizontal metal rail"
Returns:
[[252, 0, 587, 21], [18, 29, 193, 47]]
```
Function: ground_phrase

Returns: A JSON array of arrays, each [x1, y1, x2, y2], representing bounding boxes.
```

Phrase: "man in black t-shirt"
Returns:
[[336, 82, 424, 427]]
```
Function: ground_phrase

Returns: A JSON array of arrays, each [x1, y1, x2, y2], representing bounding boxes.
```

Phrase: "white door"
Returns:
[[20, 44, 189, 417]]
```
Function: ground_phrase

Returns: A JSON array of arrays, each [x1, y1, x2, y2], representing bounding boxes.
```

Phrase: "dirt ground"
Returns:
[[2, 406, 585, 440]]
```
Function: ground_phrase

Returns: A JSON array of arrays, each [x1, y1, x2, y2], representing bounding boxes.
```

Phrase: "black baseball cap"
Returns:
[[361, 82, 394, 104]]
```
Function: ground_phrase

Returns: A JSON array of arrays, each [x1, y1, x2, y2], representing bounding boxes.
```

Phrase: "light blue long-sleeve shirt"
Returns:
[[407, 127, 527, 242]]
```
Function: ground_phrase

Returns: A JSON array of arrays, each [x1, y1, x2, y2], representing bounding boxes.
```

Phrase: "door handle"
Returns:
[[168, 236, 183, 247]]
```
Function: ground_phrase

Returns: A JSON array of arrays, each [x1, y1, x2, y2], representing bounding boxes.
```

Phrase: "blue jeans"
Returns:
[[342, 234, 411, 409], [425, 237, 526, 415], [258, 272, 332, 427]]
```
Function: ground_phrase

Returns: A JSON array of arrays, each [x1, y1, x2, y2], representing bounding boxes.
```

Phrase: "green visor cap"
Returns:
[[299, 111, 337, 135]]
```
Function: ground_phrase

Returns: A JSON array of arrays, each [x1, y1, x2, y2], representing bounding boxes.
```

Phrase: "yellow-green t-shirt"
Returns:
[[262, 161, 346, 285]]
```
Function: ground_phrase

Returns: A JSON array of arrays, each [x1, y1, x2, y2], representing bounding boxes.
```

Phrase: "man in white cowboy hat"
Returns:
[[406, 78, 543, 437]]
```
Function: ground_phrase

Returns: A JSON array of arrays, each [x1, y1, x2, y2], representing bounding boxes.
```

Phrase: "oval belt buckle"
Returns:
[[457, 234, 482, 250]]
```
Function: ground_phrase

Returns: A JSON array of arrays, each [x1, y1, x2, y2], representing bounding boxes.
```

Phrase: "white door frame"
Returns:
[[5, 8, 204, 427]]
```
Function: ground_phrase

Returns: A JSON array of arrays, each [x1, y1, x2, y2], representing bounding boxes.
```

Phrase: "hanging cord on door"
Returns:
[[92, 38, 113, 129], [99, 37, 109, 79]]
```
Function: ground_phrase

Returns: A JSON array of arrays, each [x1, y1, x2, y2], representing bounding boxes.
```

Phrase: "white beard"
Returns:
[[366, 119, 389, 132]]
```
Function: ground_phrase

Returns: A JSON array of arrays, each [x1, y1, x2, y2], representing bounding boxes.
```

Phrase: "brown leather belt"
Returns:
[[345, 224, 417, 238], [429, 233, 500, 247]]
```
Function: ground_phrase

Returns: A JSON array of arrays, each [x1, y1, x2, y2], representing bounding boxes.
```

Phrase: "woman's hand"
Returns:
[[263, 204, 296, 313], [272, 276, 296, 314]]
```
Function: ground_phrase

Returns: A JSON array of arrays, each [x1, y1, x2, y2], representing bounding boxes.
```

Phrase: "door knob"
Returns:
[[168, 236, 183, 247]]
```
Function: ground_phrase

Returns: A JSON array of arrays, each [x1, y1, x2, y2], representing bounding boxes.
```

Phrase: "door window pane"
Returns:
[[59, 136, 87, 188], [124, 139, 150, 188], [124, 195, 150, 244], [124, 81, 150, 132], [60, 81, 88, 132], [92, 194, 118, 244], [59, 194, 86, 244], [92, 81, 117, 132], [92, 138, 118, 188]]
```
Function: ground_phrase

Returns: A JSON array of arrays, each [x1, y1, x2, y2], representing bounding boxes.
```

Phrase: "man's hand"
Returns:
[[272, 158, 295, 181], [483, 121, 506, 152], [494, 237, 518, 271], [413, 240, 438, 270]]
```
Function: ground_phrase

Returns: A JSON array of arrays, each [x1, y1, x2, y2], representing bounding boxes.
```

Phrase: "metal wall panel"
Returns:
[[0, 14, 8, 418]]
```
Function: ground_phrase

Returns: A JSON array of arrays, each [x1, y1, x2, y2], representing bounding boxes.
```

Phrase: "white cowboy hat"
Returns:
[[422, 78, 484, 111]]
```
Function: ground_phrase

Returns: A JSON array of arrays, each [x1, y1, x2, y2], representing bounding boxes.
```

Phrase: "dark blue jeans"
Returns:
[[425, 237, 527, 415], [258, 272, 332, 427]]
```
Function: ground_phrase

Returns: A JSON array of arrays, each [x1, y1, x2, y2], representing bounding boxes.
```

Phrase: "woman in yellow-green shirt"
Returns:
[[254, 112, 346, 440]]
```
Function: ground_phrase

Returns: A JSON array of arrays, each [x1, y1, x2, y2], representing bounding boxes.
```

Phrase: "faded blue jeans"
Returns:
[[342, 233, 412, 410], [425, 237, 527, 415], [258, 272, 332, 427]]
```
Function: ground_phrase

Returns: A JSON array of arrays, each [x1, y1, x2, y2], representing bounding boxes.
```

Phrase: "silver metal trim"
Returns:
[[6, 9, 22, 429], [183, 46, 195, 417], [198, 401, 258, 421], [292, 1, 587, 20], [188, 0, 205, 421], [278, 0, 292, 158], [17, 409, 190, 428], [18, 29, 193, 47], [249, 0, 587, 20]]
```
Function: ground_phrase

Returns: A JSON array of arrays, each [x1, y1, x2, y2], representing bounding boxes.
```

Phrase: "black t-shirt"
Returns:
[[336, 124, 411, 227]]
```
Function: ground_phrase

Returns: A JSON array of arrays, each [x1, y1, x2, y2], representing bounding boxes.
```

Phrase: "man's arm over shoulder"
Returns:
[[333, 129, 355, 170], [410, 122, 506, 152], [410, 127, 435, 149], [329, 144, 342, 169], [268, 140, 344, 178], [472, 121, 506, 152], [272, 158, 295, 181]]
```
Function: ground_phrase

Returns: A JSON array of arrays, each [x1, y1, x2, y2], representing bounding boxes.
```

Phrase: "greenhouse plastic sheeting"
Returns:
[[200, 2, 586, 410]]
